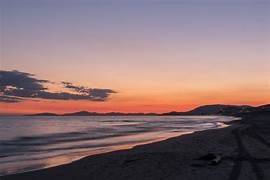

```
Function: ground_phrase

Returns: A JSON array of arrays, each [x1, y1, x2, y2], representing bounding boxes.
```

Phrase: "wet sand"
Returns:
[[2, 114, 270, 180]]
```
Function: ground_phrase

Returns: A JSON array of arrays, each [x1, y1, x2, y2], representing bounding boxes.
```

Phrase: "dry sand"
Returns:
[[2, 115, 270, 180]]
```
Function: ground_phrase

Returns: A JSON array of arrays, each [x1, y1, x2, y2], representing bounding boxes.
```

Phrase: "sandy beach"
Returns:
[[2, 114, 270, 180]]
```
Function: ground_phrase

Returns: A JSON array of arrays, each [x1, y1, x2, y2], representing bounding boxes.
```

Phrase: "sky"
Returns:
[[0, 0, 270, 114]]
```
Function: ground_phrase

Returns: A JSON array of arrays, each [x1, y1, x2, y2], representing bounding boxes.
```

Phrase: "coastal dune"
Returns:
[[3, 114, 270, 180]]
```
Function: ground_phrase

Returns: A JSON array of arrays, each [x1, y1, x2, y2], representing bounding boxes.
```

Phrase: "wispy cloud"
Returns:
[[62, 82, 116, 101], [0, 95, 25, 103], [0, 70, 116, 103]]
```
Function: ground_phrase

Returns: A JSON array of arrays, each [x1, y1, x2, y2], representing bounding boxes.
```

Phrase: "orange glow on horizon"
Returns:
[[1, 90, 269, 115]]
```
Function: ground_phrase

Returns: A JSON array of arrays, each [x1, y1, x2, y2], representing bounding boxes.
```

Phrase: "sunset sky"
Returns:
[[0, 0, 270, 114]]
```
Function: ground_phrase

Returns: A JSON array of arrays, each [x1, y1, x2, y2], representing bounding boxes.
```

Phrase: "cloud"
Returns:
[[0, 70, 116, 103], [0, 70, 48, 92], [62, 82, 117, 100], [0, 95, 25, 103]]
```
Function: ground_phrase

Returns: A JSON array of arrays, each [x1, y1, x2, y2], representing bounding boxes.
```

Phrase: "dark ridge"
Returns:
[[26, 104, 270, 117], [62, 111, 100, 116], [27, 113, 59, 116], [162, 104, 269, 116]]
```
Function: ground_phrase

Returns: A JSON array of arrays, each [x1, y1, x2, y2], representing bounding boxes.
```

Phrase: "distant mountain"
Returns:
[[27, 104, 270, 116], [104, 112, 158, 116], [257, 104, 270, 110], [62, 111, 100, 116], [188, 104, 234, 115], [162, 104, 254, 116], [28, 111, 159, 116], [161, 111, 187, 116], [28, 112, 59, 116], [238, 104, 270, 116], [219, 105, 254, 116], [56, 111, 158, 116]]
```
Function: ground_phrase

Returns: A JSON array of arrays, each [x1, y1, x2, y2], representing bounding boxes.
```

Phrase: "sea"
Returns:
[[0, 115, 239, 176]]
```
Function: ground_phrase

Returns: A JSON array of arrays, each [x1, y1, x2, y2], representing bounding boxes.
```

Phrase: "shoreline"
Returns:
[[0, 115, 233, 176], [0, 131, 193, 177], [2, 115, 270, 180]]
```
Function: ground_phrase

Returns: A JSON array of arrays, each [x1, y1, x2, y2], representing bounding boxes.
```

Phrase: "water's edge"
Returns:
[[0, 116, 240, 176]]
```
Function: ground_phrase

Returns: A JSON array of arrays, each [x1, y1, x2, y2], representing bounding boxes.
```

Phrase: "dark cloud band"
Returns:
[[0, 95, 25, 103], [0, 70, 116, 103]]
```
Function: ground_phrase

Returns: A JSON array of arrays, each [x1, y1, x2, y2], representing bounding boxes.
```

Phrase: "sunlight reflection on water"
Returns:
[[0, 115, 239, 176]]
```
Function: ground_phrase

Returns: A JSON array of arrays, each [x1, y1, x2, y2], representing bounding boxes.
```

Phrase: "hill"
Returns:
[[27, 104, 270, 116]]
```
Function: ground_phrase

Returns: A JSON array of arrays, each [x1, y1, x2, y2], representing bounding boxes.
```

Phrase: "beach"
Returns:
[[0, 116, 233, 175], [2, 114, 270, 180]]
